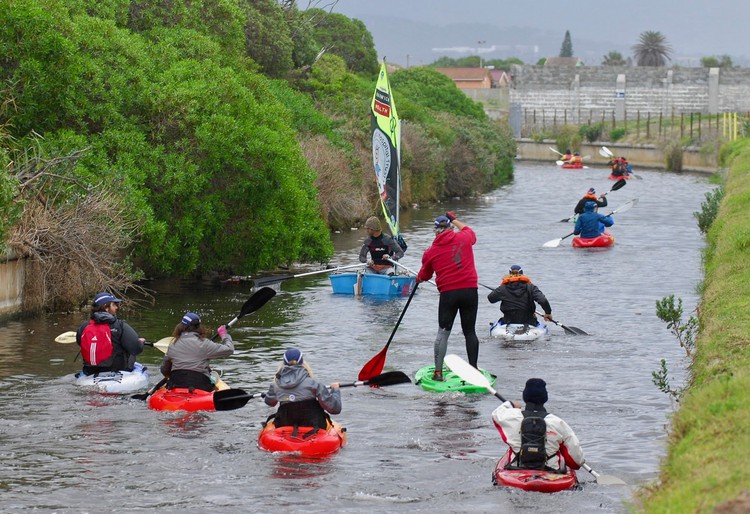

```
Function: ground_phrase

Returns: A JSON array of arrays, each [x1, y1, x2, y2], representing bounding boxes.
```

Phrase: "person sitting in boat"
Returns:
[[569, 152, 583, 166], [359, 216, 404, 275], [574, 201, 614, 239], [159, 312, 233, 392], [492, 378, 585, 472], [264, 349, 341, 430], [487, 265, 552, 328], [608, 157, 631, 177], [573, 187, 608, 215], [75, 292, 145, 375], [560, 149, 573, 163]]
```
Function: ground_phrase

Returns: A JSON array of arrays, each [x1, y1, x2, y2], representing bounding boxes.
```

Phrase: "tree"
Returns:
[[305, 8, 378, 75], [602, 51, 627, 66], [632, 31, 672, 66], [559, 30, 573, 58], [701, 55, 734, 68]]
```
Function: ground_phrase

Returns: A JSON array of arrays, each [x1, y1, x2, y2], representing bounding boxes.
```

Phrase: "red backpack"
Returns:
[[80, 320, 114, 365]]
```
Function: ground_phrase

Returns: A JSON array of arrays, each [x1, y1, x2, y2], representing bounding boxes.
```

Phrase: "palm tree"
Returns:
[[632, 31, 672, 66], [602, 51, 627, 66]]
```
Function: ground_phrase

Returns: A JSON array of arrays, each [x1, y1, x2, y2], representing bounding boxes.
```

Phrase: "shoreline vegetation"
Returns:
[[638, 139, 750, 512]]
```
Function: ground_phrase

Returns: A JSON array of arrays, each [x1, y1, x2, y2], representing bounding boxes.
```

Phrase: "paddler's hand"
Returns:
[[217, 325, 227, 338], [543, 313, 553, 322], [329, 383, 340, 389]]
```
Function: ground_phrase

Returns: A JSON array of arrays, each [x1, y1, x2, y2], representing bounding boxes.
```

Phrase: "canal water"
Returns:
[[0, 162, 713, 513]]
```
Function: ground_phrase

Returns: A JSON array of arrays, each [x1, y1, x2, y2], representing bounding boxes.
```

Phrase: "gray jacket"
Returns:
[[160, 331, 233, 379], [264, 365, 342, 414]]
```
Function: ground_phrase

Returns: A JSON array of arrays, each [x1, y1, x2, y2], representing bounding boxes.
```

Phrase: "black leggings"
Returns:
[[438, 288, 480, 367]]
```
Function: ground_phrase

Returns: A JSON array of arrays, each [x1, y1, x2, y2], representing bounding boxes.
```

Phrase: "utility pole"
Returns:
[[477, 40, 486, 68]]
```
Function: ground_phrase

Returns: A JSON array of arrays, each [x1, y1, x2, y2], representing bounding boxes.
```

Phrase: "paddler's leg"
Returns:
[[457, 287, 480, 368], [432, 328, 451, 381]]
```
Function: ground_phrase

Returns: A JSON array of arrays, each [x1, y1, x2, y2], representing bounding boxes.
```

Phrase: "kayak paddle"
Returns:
[[559, 179, 627, 222], [253, 264, 365, 287], [358, 282, 419, 380], [543, 198, 638, 248], [131, 286, 277, 401], [55, 331, 173, 352], [444, 354, 627, 486], [213, 371, 412, 411]]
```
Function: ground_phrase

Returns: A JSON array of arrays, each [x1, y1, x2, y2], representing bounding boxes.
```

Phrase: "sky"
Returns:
[[327, 0, 749, 67]]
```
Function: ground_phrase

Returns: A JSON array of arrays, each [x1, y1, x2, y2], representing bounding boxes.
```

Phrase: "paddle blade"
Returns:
[[543, 238, 563, 248], [55, 331, 77, 344], [610, 178, 627, 192], [565, 325, 589, 336], [253, 274, 293, 286], [610, 198, 638, 216], [358, 346, 388, 381], [213, 388, 261, 411], [444, 354, 493, 391], [555, 160, 564, 166], [239, 287, 277, 317], [153, 337, 174, 353], [583, 463, 627, 485], [601, 146, 614, 157], [366, 371, 412, 387]]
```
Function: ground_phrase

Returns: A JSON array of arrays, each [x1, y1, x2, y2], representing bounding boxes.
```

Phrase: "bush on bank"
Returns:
[[638, 139, 750, 512]]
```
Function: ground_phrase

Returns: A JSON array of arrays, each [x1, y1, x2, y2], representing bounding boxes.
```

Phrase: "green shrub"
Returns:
[[694, 186, 724, 234], [609, 127, 626, 141], [578, 122, 604, 143]]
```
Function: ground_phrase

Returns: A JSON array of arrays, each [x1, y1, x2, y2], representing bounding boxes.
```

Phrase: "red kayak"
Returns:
[[608, 174, 631, 180], [572, 232, 615, 248], [148, 379, 230, 412], [258, 420, 347, 456], [492, 450, 578, 493], [560, 163, 584, 169]]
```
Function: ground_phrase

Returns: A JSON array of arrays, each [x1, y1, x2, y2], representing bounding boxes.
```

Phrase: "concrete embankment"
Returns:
[[515, 139, 717, 174]]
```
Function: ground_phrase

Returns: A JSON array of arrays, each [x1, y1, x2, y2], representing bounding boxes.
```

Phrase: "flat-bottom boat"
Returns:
[[148, 379, 230, 412]]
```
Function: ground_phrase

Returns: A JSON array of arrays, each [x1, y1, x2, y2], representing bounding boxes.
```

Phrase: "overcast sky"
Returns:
[[329, 0, 748, 66]]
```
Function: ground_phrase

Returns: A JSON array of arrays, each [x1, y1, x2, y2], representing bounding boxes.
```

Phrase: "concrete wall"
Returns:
[[515, 139, 717, 174], [0, 251, 25, 319], [509, 65, 750, 125]]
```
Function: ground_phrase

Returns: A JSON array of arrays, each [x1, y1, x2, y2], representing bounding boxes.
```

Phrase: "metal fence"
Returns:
[[520, 109, 750, 143]]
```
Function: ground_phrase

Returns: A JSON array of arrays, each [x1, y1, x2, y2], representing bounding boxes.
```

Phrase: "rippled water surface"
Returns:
[[0, 162, 714, 513]]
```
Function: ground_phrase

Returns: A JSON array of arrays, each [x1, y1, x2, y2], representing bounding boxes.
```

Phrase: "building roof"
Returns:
[[435, 67, 492, 81]]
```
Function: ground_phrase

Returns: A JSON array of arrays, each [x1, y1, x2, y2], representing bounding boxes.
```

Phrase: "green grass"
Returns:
[[637, 139, 750, 512]]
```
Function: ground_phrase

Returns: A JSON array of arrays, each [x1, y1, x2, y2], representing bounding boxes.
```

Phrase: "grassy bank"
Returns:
[[639, 140, 750, 512]]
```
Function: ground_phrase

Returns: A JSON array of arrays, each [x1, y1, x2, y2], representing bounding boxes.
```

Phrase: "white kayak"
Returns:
[[74, 362, 149, 394], [489, 321, 550, 341]]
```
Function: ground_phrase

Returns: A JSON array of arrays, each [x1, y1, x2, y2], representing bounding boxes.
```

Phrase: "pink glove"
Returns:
[[217, 325, 228, 338]]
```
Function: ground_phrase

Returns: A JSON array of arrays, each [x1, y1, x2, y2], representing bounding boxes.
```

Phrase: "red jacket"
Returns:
[[417, 226, 478, 293]]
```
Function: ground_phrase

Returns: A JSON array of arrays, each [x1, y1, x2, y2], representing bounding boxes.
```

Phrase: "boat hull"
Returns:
[[571, 232, 615, 248], [489, 321, 549, 341], [74, 362, 149, 394], [493, 450, 579, 493], [560, 163, 584, 169], [415, 364, 496, 394], [258, 421, 347, 456], [148, 379, 230, 412], [608, 174, 631, 180], [329, 272, 415, 296]]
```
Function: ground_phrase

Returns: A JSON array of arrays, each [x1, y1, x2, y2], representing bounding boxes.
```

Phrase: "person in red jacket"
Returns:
[[417, 212, 479, 381]]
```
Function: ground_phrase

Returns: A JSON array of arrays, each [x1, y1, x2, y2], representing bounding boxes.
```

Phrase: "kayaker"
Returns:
[[574, 200, 614, 239], [159, 312, 233, 391], [560, 149, 573, 163], [569, 152, 583, 166], [264, 349, 341, 429], [573, 187, 608, 215], [487, 265, 553, 327], [608, 157, 631, 177], [358, 216, 404, 275], [492, 378, 585, 472], [75, 292, 145, 375], [416, 212, 480, 381]]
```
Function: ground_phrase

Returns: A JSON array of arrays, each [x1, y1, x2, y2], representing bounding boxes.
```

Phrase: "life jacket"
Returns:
[[80, 320, 113, 366], [583, 193, 597, 201], [274, 398, 330, 431], [501, 274, 531, 285], [612, 160, 627, 175], [517, 408, 549, 470], [366, 235, 394, 266]]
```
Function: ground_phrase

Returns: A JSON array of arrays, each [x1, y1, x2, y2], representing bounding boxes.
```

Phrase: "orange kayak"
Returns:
[[257, 420, 347, 456]]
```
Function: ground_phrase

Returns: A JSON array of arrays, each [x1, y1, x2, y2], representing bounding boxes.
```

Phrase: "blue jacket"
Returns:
[[574, 202, 613, 239]]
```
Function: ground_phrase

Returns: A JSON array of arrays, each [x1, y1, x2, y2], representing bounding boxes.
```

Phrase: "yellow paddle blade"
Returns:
[[152, 337, 174, 353]]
